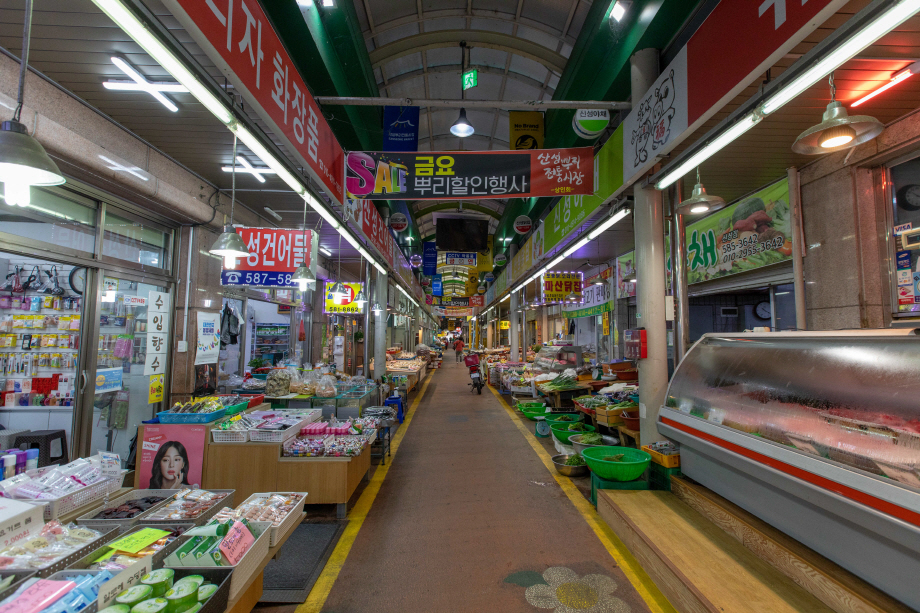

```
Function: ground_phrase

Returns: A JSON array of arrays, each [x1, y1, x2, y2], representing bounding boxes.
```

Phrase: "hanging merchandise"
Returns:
[[220, 302, 240, 348], [299, 317, 306, 342]]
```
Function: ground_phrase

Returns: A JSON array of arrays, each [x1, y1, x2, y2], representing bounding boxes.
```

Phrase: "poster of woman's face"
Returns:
[[139, 425, 206, 489]]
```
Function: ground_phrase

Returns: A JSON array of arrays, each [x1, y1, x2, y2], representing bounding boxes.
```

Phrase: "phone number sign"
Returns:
[[220, 227, 316, 288]]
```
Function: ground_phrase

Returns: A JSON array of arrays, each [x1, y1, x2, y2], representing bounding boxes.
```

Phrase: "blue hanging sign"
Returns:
[[423, 241, 438, 276], [432, 274, 443, 297], [383, 106, 420, 152]]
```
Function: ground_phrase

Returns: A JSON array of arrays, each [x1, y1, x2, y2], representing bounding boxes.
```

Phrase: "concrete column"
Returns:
[[788, 167, 807, 330], [635, 182, 668, 445], [670, 181, 689, 364], [509, 244, 519, 361], [373, 269, 387, 381]]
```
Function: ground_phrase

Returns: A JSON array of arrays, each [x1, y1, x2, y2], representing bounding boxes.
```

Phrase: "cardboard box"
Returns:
[[0, 497, 44, 549]]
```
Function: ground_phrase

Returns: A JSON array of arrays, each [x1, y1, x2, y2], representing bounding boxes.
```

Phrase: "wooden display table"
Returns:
[[387, 362, 426, 391], [537, 382, 592, 409]]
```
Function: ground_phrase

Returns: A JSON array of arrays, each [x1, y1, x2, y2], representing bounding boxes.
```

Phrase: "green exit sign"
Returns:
[[462, 69, 478, 90]]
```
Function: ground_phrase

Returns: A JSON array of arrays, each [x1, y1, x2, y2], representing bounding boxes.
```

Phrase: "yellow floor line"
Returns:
[[489, 386, 677, 613], [296, 371, 434, 613]]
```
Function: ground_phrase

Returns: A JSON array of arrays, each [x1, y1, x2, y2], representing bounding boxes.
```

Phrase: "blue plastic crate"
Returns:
[[157, 408, 226, 423]]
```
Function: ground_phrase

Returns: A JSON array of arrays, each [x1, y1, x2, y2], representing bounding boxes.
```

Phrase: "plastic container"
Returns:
[[621, 410, 640, 430], [581, 446, 651, 481], [642, 445, 681, 468], [549, 423, 596, 445], [543, 413, 584, 425], [157, 408, 226, 424]]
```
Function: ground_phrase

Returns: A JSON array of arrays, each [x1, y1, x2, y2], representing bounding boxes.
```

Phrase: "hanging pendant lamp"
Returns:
[[0, 0, 65, 208], [371, 301, 382, 315], [292, 194, 316, 291], [793, 73, 884, 155], [209, 133, 251, 268], [329, 233, 347, 297], [564, 290, 580, 303], [678, 168, 725, 215], [450, 108, 475, 137]]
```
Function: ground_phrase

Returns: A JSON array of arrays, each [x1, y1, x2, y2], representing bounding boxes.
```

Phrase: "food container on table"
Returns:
[[570, 434, 619, 457], [551, 454, 589, 477], [75, 489, 176, 531], [621, 410, 640, 430], [549, 423, 596, 445]]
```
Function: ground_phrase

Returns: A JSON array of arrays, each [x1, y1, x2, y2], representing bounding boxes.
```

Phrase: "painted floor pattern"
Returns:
[[307, 357, 660, 613]]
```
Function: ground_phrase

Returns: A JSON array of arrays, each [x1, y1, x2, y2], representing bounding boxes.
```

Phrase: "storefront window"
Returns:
[[91, 277, 171, 463], [103, 211, 171, 270], [0, 187, 97, 254]]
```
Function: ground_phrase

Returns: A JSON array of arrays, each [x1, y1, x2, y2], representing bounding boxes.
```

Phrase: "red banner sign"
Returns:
[[346, 148, 594, 200], [360, 199, 395, 268], [163, 0, 345, 203], [220, 227, 316, 288], [469, 295, 484, 307]]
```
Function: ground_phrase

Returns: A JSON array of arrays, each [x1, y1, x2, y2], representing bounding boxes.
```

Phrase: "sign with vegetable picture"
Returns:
[[686, 179, 791, 284]]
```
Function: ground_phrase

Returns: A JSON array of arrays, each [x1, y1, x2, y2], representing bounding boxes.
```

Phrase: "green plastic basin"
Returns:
[[520, 407, 549, 421], [581, 446, 651, 481], [550, 423, 596, 444], [543, 413, 584, 425]]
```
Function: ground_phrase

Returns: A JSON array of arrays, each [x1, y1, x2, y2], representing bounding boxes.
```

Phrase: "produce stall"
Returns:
[[659, 331, 920, 611], [386, 353, 427, 391]]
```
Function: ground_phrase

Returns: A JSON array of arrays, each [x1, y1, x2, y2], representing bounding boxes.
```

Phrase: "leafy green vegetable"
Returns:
[[555, 415, 577, 422], [605, 454, 626, 463], [568, 422, 587, 432], [579, 433, 603, 445], [564, 456, 586, 466]]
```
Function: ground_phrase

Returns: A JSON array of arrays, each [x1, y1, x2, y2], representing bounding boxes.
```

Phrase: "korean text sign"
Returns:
[[220, 227, 316, 288], [346, 148, 594, 200], [541, 271, 583, 303], [163, 0, 345, 203], [324, 282, 366, 315]]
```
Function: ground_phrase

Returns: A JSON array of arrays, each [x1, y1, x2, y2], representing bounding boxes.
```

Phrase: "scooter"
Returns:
[[464, 353, 483, 394]]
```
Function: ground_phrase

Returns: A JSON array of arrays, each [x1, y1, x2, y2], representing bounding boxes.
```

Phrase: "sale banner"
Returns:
[[346, 148, 594, 200], [563, 278, 612, 318], [220, 228, 317, 288], [541, 271, 583, 303], [324, 282, 365, 315]]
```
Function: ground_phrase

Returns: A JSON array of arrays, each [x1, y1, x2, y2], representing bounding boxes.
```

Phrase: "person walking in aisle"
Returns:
[[454, 337, 465, 363]]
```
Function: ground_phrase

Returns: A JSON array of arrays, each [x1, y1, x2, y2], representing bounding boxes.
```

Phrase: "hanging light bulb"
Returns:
[[677, 168, 726, 215], [793, 73, 883, 155], [0, 2, 65, 208], [450, 108, 475, 137], [564, 290, 580, 303], [292, 194, 316, 292], [353, 287, 368, 306], [372, 302, 382, 315], [210, 133, 251, 264]]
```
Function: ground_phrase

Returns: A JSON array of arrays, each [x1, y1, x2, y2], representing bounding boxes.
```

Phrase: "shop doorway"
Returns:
[[245, 298, 292, 368]]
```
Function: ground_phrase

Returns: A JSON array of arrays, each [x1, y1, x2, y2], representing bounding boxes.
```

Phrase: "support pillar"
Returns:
[[509, 244, 519, 361], [373, 270, 387, 381], [670, 180, 689, 364], [789, 167, 807, 330], [363, 261, 371, 376]]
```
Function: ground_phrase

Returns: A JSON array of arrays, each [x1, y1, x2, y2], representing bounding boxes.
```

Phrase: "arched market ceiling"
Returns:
[[353, 0, 592, 235]]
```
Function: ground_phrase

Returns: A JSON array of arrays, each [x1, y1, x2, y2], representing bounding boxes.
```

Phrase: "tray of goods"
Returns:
[[0, 570, 36, 603], [76, 489, 175, 530], [72, 524, 193, 573], [98, 567, 233, 613], [212, 493, 306, 546], [13, 568, 117, 610], [7, 457, 123, 520], [0, 520, 119, 577], [248, 415, 312, 443], [163, 520, 272, 601], [158, 398, 226, 424], [210, 413, 263, 443], [139, 490, 234, 526]]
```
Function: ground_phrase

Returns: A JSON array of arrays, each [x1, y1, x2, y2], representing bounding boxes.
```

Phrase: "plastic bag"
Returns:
[[266, 369, 292, 397], [288, 367, 304, 394], [316, 375, 337, 398], [301, 370, 318, 397]]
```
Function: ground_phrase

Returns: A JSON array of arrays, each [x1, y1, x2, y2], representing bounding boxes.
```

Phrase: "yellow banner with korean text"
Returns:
[[541, 271, 583, 303]]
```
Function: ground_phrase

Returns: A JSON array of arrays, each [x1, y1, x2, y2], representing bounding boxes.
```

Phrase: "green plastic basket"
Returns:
[[520, 407, 550, 421], [581, 446, 651, 481], [543, 413, 584, 425], [224, 401, 249, 416], [550, 423, 596, 444]]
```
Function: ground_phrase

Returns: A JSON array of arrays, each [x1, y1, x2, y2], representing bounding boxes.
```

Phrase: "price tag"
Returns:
[[707, 409, 725, 425], [97, 556, 152, 609], [218, 522, 255, 566], [98, 451, 121, 479], [108, 528, 171, 554]]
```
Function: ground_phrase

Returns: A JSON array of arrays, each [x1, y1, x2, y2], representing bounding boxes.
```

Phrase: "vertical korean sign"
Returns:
[[144, 291, 170, 376], [163, 0, 345, 203]]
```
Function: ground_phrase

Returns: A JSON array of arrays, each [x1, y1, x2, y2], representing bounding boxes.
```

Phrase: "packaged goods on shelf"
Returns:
[[0, 569, 115, 611], [211, 494, 303, 528], [3, 457, 109, 502], [87, 527, 188, 572], [142, 490, 229, 521], [0, 521, 103, 570], [90, 496, 165, 520], [163, 398, 223, 415]]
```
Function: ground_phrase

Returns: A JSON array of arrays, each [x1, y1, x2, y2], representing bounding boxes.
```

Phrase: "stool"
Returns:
[[14, 430, 68, 468], [590, 472, 648, 507], [384, 396, 404, 423]]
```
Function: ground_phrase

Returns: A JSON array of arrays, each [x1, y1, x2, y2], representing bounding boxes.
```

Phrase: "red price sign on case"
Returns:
[[219, 522, 255, 565]]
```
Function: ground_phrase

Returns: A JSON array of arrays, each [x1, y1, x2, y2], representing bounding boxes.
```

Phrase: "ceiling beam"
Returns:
[[414, 202, 503, 220], [316, 96, 628, 110], [368, 30, 568, 73], [383, 64, 553, 97]]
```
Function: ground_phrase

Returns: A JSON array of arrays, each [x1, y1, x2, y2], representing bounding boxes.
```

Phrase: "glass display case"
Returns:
[[533, 345, 583, 372], [659, 331, 920, 610], [336, 385, 378, 418]]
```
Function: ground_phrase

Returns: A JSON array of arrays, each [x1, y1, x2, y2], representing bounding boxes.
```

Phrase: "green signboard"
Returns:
[[686, 178, 791, 284], [462, 69, 478, 90], [544, 125, 624, 253]]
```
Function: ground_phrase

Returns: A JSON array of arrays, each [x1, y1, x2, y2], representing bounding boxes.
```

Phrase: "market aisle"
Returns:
[[315, 358, 665, 613]]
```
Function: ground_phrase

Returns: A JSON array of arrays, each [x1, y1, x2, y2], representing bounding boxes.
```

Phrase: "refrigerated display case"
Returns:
[[658, 331, 920, 610]]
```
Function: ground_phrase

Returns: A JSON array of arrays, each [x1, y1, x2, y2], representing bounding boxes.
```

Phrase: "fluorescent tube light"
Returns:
[[263, 207, 282, 221], [92, 0, 233, 125], [563, 236, 590, 258], [374, 262, 386, 274], [105, 56, 185, 112], [656, 112, 761, 189], [546, 255, 565, 269], [609, 1, 628, 21], [320, 247, 332, 257], [230, 124, 305, 195], [761, 1, 920, 114], [852, 62, 918, 107], [501, 294, 510, 302], [588, 208, 629, 239]]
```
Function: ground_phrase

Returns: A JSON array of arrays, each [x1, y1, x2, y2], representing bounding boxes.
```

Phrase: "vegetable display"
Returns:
[[538, 374, 579, 391], [567, 422, 587, 432], [579, 433, 604, 445], [564, 456, 586, 466]]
